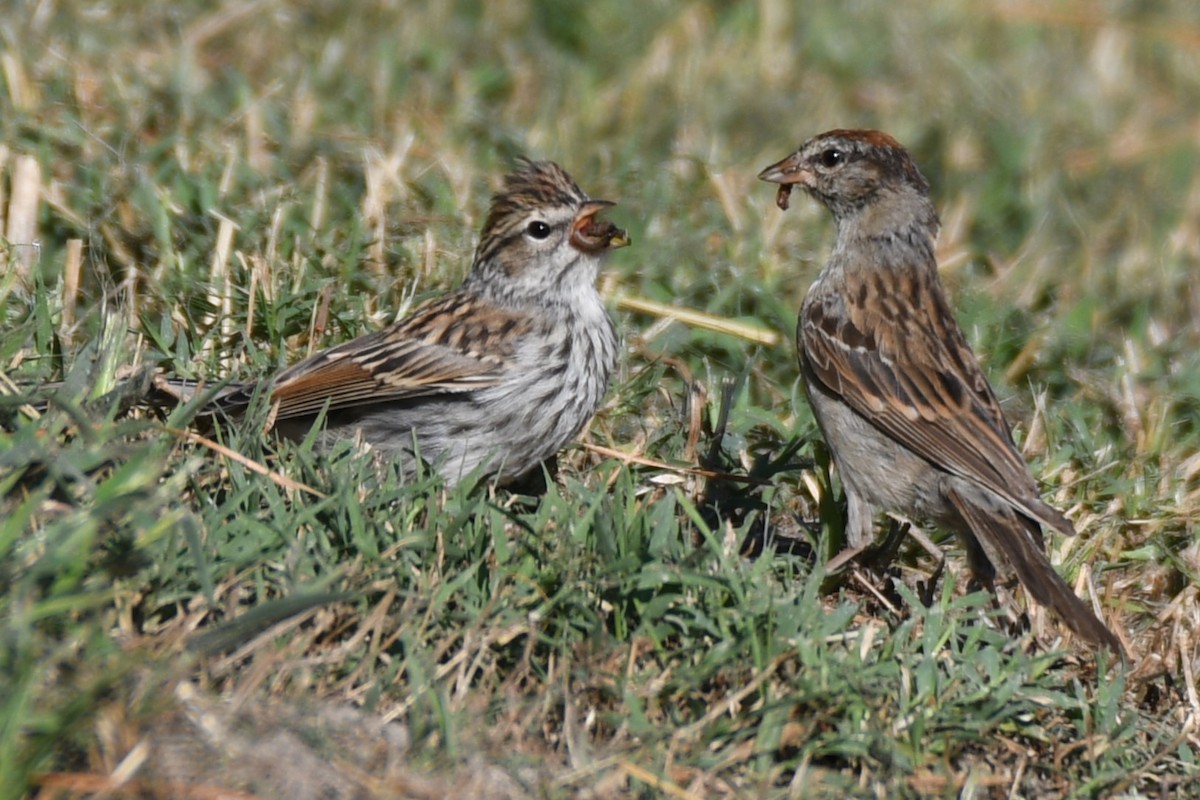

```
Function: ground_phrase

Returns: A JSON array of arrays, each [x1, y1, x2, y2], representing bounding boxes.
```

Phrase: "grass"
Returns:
[[2, 0, 1199, 797]]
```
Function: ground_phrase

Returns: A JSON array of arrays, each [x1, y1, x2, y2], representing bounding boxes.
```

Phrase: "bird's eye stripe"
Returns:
[[477, 219, 556, 262]]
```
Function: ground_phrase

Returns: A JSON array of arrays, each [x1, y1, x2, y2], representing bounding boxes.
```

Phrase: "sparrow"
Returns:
[[759, 129, 1123, 655], [166, 160, 629, 487]]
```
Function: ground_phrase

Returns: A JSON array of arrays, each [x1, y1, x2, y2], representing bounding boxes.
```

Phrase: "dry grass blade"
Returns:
[[581, 442, 772, 485], [4, 153, 40, 274], [983, 1, 1200, 48], [0, 369, 41, 419], [61, 238, 84, 344], [617, 761, 703, 800], [165, 427, 326, 498], [617, 293, 781, 346], [671, 654, 788, 745], [31, 771, 262, 800]]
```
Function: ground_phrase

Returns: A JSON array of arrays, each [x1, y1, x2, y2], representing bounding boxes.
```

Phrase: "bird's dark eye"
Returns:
[[819, 148, 845, 168], [526, 220, 552, 239]]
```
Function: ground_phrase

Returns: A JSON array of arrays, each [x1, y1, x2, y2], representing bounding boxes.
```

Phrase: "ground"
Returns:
[[2, 2, 1199, 797]]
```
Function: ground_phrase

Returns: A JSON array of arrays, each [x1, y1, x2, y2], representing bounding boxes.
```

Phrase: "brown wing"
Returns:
[[266, 291, 529, 420], [800, 269, 1074, 536]]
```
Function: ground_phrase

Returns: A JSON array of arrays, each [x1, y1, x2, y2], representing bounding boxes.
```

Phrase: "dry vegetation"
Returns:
[[3, 1, 1200, 797]]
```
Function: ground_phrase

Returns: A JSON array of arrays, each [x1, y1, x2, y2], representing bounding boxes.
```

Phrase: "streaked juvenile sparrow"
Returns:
[[170, 160, 628, 487], [759, 129, 1123, 655]]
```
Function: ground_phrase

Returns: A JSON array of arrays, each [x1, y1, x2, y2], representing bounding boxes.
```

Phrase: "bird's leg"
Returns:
[[869, 517, 911, 570], [824, 493, 905, 573], [826, 516, 911, 573]]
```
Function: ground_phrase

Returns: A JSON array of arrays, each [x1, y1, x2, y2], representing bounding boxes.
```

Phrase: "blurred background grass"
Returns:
[[2, 0, 1199, 797]]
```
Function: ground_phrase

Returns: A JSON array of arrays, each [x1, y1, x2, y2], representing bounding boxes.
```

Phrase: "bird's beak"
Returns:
[[570, 200, 630, 253], [758, 152, 810, 211]]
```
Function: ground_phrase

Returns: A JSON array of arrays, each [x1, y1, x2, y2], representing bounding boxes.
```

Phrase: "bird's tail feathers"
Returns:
[[944, 482, 1125, 659]]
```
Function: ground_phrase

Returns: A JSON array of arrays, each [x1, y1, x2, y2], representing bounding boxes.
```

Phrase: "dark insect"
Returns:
[[776, 183, 794, 211]]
